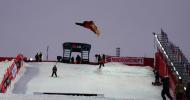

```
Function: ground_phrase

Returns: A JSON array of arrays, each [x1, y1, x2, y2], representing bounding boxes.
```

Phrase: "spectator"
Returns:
[[35, 53, 39, 62], [71, 57, 74, 64], [175, 78, 185, 100], [76, 55, 81, 64], [102, 54, 105, 67], [39, 52, 42, 62], [155, 70, 160, 83], [185, 82, 190, 100], [161, 76, 173, 100]]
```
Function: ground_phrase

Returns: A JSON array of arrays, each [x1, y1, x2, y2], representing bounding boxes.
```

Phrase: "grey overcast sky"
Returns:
[[0, 0, 190, 61]]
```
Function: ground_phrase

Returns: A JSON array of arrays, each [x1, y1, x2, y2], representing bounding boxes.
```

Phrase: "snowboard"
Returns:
[[152, 82, 162, 86]]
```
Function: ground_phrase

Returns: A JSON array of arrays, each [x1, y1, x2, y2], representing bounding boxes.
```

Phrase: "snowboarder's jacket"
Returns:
[[186, 82, 190, 100], [161, 76, 170, 90], [53, 65, 57, 72], [175, 80, 185, 94]]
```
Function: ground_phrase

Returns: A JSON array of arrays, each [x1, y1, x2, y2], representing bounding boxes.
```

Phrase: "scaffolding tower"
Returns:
[[154, 29, 190, 84]]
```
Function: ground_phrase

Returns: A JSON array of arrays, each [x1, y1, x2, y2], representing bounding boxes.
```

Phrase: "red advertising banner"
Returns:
[[110, 57, 144, 65]]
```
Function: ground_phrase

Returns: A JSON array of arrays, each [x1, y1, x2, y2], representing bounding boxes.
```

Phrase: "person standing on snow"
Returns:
[[98, 55, 102, 69], [35, 53, 39, 62], [71, 57, 74, 64], [39, 52, 42, 62], [102, 54, 105, 67], [76, 55, 81, 64], [175, 78, 185, 100], [161, 76, 173, 100], [51, 65, 57, 77], [185, 82, 190, 100], [155, 70, 160, 83]]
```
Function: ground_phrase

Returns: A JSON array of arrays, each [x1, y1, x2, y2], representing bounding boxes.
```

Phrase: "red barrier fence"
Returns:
[[106, 56, 154, 67], [0, 54, 25, 93], [0, 57, 15, 62], [155, 51, 178, 98]]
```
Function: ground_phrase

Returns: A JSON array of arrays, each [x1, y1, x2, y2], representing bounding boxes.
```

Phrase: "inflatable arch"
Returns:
[[62, 42, 91, 63]]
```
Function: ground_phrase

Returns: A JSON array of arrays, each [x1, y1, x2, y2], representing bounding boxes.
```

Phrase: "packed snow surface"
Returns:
[[2, 62, 163, 100]]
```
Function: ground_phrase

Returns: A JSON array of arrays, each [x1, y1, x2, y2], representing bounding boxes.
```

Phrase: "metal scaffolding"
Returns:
[[154, 29, 190, 84]]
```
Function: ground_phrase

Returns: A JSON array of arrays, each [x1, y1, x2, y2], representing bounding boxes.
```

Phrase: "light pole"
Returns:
[[116, 47, 120, 57], [47, 45, 49, 61]]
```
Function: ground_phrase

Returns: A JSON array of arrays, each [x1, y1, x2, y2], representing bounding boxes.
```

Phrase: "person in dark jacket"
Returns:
[[154, 70, 160, 83], [102, 54, 105, 67], [39, 52, 42, 62], [152, 70, 161, 85], [98, 55, 102, 69], [71, 57, 74, 64], [185, 82, 190, 100], [161, 76, 173, 100], [51, 65, 57, 77], [35, 53, 39, 62], [76, 55, 81, 64], [175, 78, 185, 100]]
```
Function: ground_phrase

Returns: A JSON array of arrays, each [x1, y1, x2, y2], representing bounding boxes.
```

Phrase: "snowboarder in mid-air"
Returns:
[[75, 21, 101, 37], [51, 65, 57, 77]]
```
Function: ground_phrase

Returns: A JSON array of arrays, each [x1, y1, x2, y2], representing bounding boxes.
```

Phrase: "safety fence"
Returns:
[[154, 30, 190, 100], [155, 51, 177, 95], [0, 54, 25, 93], [0, 57, 15, 62], [106, 56, 154, 67]]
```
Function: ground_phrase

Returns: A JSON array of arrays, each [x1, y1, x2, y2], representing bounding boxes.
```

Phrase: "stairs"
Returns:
[[155, 30, 190, 84]]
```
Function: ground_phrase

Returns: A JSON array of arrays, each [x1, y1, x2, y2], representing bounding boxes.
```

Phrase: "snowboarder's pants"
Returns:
[[176, 93, 183, 100], [155, 77, 159, 83], [161, 89, 173, 100], [99, 63, 102, 69], [51, 72, 57, 77]]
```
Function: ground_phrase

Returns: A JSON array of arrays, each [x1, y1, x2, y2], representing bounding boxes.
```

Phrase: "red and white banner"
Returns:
[[0, 54, 25, 93], [109, 57, 144, 65]]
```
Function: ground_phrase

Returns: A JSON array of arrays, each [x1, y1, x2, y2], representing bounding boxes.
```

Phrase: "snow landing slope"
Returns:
[[4, 62, 162, 100]]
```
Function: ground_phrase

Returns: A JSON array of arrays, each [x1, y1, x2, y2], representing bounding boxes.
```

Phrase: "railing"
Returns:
[[154, 30, 190, 85]]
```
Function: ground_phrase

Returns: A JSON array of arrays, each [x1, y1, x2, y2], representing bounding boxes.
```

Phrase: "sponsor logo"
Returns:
[[110, 57, 144, 64]]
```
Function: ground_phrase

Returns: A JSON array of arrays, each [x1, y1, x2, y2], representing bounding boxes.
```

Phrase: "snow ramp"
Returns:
[[5, 62, 162, 100]]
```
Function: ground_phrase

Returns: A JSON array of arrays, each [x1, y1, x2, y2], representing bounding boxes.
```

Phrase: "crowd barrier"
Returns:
[[106, 56, 154, 67], [0, 54, 25, 93], [0, 57, 15, 62], [155, 51, 187, 99], [155, 51, 177, 92]]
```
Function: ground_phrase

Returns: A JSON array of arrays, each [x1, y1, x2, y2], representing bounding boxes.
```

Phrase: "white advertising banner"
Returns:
[[110, 57, 144, 65]]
